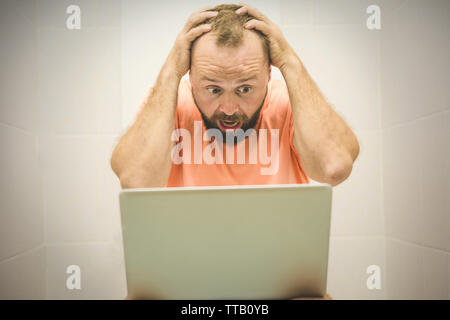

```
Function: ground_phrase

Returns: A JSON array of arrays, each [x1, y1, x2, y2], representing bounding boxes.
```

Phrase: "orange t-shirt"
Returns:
[[162, 78, 309, 187]]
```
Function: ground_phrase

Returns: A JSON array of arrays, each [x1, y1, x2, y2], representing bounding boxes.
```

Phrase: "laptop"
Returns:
[[119, 183, 332, 299]]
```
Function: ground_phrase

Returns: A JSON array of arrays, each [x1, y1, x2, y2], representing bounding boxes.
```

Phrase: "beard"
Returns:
[[191, 87, 268, 144]]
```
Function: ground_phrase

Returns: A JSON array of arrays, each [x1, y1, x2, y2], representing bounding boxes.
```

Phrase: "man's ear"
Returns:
[[268, 65, 271, 82]]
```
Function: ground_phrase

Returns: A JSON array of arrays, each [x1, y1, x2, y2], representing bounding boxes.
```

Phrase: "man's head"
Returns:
[[189, 4, 272, 138]]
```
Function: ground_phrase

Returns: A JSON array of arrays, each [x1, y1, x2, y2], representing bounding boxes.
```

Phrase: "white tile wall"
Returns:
[[448, 254, 450, 300], [96, 136, 124, 245], [380, 0, 450, 128], [447, 111, 450, 253], [34, 0, 124, 300], [280, 26, 316, 83], [417, 113, 448, 252], [331, 131, 383, 237], [423, 246, 448, 299], [37, 27, 121, 135], [377, 0, 407, 16], [37, 0, 121, 29], [314, 0, 378, 25], [382, 121, 422, 243], [0, 0, 47, 299], [385, 237, 424, 299], [283, 0, 407, 26], [0, 0, 39, 132], [0, 124, 44, 260], [382, 114, 449, 299], [284, 24, 380, 132], [46, 243, 126, 299], [280, 0, 314, 26], [0, 246, 46, 299], [40, 135, 121, 243], [386, 219, 449, 301], [380, 0, 449, 300], [327, 237, 385, 299]]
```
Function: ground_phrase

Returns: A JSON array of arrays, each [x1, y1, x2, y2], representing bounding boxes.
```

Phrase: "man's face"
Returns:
[[189, 30, 271, 136]]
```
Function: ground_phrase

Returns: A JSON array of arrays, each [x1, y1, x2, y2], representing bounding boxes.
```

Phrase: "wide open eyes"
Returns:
[[206, 86, 252, 95]]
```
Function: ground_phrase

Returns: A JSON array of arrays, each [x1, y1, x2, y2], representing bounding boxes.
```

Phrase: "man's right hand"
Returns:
[[167, 6, 218, 79]]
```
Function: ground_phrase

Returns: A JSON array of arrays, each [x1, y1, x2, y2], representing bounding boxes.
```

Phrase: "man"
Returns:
[[111, 3, 359, 189], [115, 4, 353, 299]]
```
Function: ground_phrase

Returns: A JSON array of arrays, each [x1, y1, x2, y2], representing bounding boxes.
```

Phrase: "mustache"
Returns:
[[212, 112, 245, 122]]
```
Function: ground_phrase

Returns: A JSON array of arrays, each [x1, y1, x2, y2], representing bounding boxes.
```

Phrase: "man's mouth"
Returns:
[[218, 119, 242, 130]]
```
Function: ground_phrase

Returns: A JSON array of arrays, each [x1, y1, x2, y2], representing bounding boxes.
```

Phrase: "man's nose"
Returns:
[[218, 94, 239, 116]]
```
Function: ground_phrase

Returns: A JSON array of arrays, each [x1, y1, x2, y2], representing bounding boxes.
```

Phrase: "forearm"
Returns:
[[280, 55, 359, 184], [111, 61, 181, 188]]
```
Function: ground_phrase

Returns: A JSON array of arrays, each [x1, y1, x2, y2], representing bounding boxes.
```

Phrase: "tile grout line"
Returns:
[[418, 122, 426, 299], [0, 121, 35, 135], [46, 241, 113, 247], [34, 0, 48, 300], [376, 18, 388, 299], [386, 235, 450, 255], [35, 132, 49, 300], [330, 235, 385, 240], [0, 243, 46, 266], [383, 109, 449, 131]]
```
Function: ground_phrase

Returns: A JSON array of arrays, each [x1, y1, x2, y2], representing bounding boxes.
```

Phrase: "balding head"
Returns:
[[190, 3, 270, 68]]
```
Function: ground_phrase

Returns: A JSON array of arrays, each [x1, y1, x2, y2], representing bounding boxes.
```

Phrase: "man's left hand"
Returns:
[[235, 2, 296, 70]]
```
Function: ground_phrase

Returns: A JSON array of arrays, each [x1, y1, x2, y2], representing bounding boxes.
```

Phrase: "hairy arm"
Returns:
[[110, 62, 180, 188], [281, 56, 360, 186]]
